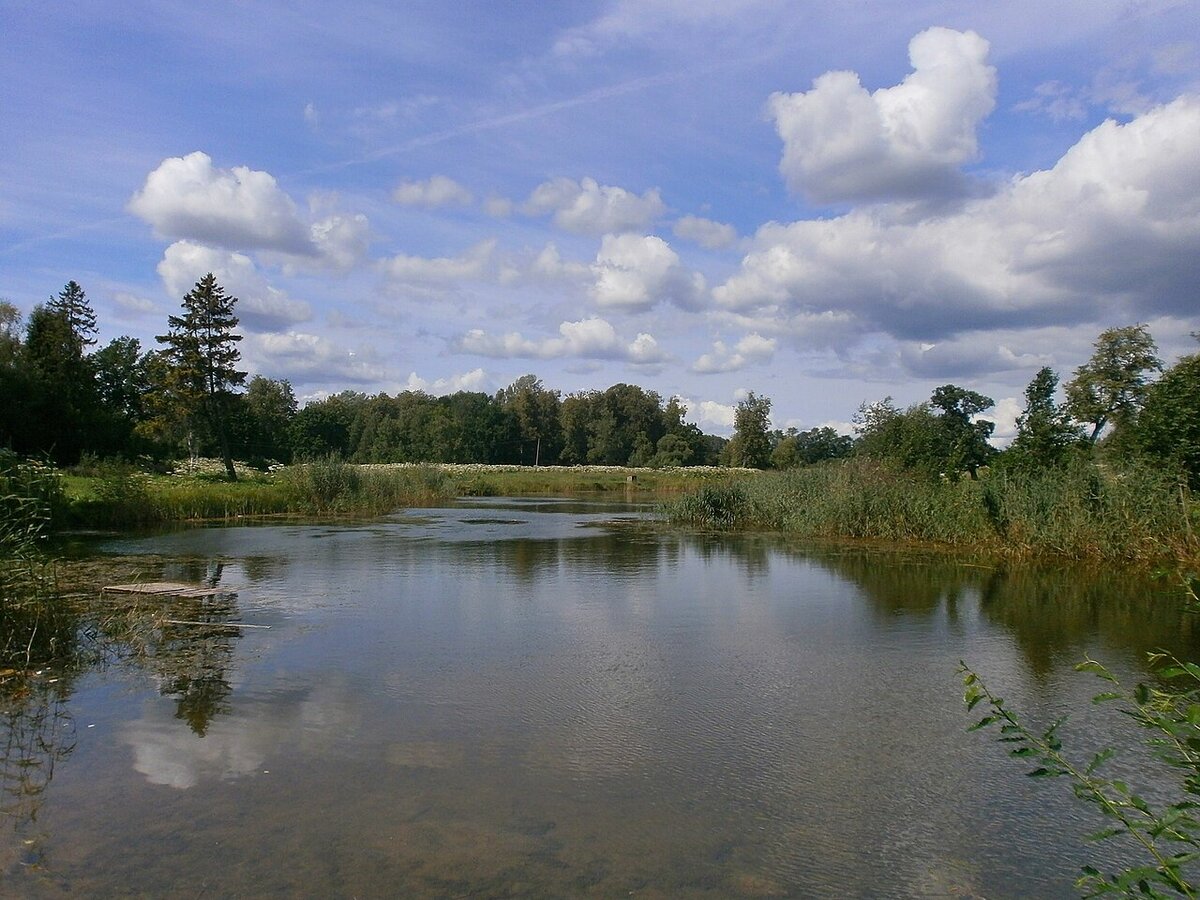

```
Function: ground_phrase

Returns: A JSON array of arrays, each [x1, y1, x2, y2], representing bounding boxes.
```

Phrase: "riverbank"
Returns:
[[58, 459, 747, 528], [662, 459, 1199, 566]]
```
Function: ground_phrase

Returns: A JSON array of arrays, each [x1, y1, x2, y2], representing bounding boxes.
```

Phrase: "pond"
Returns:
[[2, 497, 1197, 897]]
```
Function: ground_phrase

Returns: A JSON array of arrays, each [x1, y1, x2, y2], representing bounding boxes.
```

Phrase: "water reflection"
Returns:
[[3, 500, 1198, 897]]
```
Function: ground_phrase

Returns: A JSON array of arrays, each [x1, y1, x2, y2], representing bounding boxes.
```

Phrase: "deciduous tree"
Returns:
[[1006, 367, 1081, 470], [1066, 324, 1162, 445]]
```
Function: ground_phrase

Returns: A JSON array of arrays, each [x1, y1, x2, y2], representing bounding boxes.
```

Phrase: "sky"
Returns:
[[3, 1, 1198, 441]]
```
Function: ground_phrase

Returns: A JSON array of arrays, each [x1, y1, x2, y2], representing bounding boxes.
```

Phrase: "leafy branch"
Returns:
[[960, 650, 1200, 898]]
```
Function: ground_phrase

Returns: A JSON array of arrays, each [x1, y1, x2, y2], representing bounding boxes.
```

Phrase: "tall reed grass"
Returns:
[[663, 458, 1198, 564], [1, 453, 75, 669], [64, 456, 460, 527]]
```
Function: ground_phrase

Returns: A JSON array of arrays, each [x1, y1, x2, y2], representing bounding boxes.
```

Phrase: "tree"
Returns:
[[724, 392, 772, 469], [23, 303, 98, 463], [46, 280, 97, 350], [1006, 367, 1081, 470], [772, 426, 854, 469], [156, 274, 246, 480], [1066, 325, 1162, 445], [1136, 352, 1200, 487], [930, 384, 996, 480], [496, 375, 561, 465], [238, 376, 297, 465], [92, 336, 155, 457]]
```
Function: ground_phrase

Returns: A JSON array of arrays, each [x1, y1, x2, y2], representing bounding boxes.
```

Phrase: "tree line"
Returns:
[[1, 277, 1196, 487]]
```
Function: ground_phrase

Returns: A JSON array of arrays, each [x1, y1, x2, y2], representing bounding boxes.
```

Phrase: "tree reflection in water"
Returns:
[[0, 556, 246, 839]]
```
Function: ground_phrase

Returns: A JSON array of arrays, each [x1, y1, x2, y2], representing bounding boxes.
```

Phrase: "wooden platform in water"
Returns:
[[104, 582, 236, 599]]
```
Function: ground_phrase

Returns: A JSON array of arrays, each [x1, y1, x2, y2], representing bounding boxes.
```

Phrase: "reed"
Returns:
[[1, 453, 75, 669], [663, 458, 1199, 564]]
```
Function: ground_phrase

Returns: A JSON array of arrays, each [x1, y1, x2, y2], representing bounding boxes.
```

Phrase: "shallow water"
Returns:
[[3, 497, 1197, 897]]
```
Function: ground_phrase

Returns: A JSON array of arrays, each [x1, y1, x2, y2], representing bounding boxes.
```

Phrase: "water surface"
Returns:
[[3, 497, 1195, 897]]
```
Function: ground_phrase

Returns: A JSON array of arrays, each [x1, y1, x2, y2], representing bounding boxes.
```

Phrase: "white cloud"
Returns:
[[112, 292, 157, 314], [590, 234, 705, 311], [1014, 81, 1088, 122], [392, 175, 474, 208], [307, 211, 370, 270], [552, 0, 773, 57], [689, 399, 737, 431], [692, 332, 777, 373], [672, 215, 737, 250], [303, 102, 319, 128], [382, 238, 495, 283], [484, 195, 514, 217], [456, 316, 667, 364], [989, 396, 1023, 448], [523, 176, 665, 235], [130, 153, 370, 270], [531, 242, 590, 282], [404, 368, 488, 395], [769, 27, 996, 203], [157, 241, 312, 332], [716, 95, 1200, 359], [246, 330, 389, 384], [130, 152, 315, 255]]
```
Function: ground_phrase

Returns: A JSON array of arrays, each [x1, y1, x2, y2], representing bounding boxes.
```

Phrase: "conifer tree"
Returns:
[[156, 274, 246, 480], [47, 280, 97, 349]]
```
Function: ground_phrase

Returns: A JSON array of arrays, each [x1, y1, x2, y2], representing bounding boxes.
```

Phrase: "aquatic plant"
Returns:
[[663, 459, 1198, 564], [0, 452, 74, 669]]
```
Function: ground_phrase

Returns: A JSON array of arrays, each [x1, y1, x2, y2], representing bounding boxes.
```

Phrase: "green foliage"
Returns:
[[46, 280, 96, 348], [1008, 367, 1084, 471], [0, 452, 72, 668], [854, 386, 996, 480], [667, 482, 753, 529], [663, 459, 1198, 562], [961, 609, 1200, 898], [155, 274, 246, 480], [772, 426, 855, 469], [724, 391, 772, 469], [1137, 354, 1200, 488], [1068, 325, 1163, 445]]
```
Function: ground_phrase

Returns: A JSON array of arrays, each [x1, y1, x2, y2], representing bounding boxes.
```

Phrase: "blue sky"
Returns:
[[3, 0, 1198, 439]]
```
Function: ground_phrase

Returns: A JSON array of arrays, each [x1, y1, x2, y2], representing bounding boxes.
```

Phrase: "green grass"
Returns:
[[57, 460, 737, 529], [663, 458, 1200, 565]]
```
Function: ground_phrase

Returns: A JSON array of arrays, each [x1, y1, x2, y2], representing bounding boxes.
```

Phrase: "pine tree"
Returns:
[[156, 274, 246, 480], [47, 280, 97, 349]]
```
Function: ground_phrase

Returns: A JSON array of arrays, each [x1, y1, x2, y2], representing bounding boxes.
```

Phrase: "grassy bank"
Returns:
[[663, 459, 1199, 565], [58, 459, 745, 529]]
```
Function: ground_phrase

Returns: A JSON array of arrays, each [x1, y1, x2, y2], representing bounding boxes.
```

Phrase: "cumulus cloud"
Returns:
[[675, 398, 737, 431], [531, 243, 590, 281], [590, 234, 705, 311], [392, 175, 474, 208], [769, 27, 996, 203], [715, 95, 1200, 358], [382, 239, 496, 283], [523, 176, 665, 234], [673, 215, 738, 249], [131, 153, 371, 270], [404, 368, 488, 395], [898, 336, 1051, 379], [456, 316, 667, 364], [692, 332, 777, 373], [157, 241, 312, 332], [245, 330, 390, 384], [130, 152, 315, 255]]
